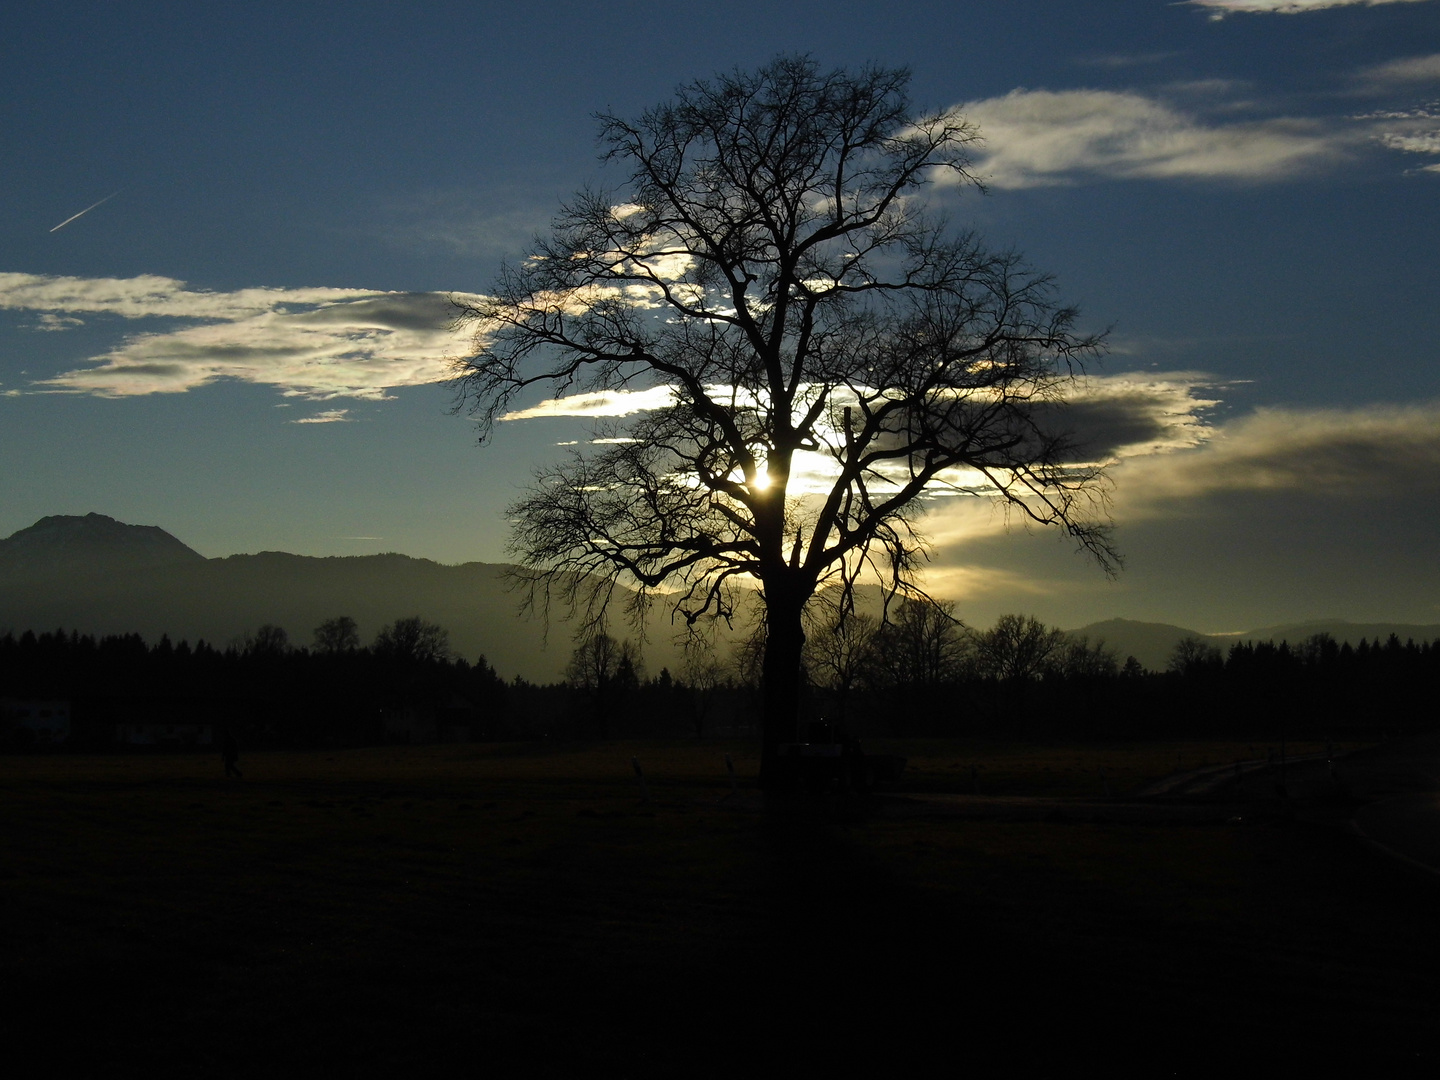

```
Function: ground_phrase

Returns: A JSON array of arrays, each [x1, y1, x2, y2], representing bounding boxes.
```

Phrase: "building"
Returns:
[[0, 698, 72, 745]]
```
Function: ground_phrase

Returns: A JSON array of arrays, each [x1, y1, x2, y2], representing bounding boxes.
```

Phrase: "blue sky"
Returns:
[[3, 0, 1438, 632]]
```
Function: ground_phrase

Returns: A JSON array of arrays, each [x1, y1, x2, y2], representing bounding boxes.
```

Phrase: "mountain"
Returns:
[[0, 515, 702, 683], [1065, 618, 1212, 673], [1068, 617, 1440, 672], [6, 516, 1436, 682], [0, 513, 204, 586]]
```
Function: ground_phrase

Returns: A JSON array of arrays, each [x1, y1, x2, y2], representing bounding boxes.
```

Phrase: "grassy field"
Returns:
[[1, 739, 1432, 1075]]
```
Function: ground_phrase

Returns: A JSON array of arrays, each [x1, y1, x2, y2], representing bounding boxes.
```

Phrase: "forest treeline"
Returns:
[[2, 601, 1437, 749]]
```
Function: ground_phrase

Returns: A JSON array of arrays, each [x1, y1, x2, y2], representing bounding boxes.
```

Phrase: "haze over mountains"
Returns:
[[0, 514, 583, 682], [3, 515, 1438, 679]]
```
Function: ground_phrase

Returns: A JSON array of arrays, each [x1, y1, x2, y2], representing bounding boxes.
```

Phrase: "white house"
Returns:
[[0, 699, 72, 744]]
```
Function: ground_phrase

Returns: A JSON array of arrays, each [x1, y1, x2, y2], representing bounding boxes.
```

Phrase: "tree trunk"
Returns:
[[759, 581, 807, 788]]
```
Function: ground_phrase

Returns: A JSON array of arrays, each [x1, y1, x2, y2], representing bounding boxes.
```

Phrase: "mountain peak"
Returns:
[[0, 513, 204, 583]]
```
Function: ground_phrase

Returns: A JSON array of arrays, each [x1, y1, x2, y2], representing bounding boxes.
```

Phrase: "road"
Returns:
[[1146, 731, 1440, 876], [888, 731, 1440, 877], [1340, 731, 1440, 876]]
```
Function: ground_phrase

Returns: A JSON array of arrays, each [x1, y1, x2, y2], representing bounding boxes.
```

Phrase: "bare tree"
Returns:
[[869, 597, 971, 689], [566, 628, 643, 738], [805, 609, 880, 691], [1056, 635, 1119, 679], [1168, 635, 1221, 676], [976, 614, 1067, 682], [313, 615, 360, 654], [566, 628, 644, 691], [681, 645, 728, 740], [455, 58, 1115, 779], [243, 624, 290, 658], [374, 616, 450, 663]]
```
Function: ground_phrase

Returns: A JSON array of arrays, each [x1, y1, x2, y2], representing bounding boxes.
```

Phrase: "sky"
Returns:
[[3, 0, 1438, 634]]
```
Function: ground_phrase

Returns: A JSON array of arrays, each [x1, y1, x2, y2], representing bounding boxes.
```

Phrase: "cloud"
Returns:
[[0, 272, 483, 400], [368, 188, 551, 258], [1380, 130, 1440, 153], [499, 386, 680, 420], [916, 397, 1440, 539], [1112, 401, 1440, 511], [1359, 52, 1440, 84], [1351, 103, 1440, 168], [1039, 375, 1220, 460], [1188, 0, 1433, 14], [497, 372, 1222, 509], [912, 399, 1440, 625], [0, 272, 371, 321], [291, 408, 353, 424], [30, 313, 84, 332], [1076, 52, 1184, 69], [957, 89, 1347, 187]]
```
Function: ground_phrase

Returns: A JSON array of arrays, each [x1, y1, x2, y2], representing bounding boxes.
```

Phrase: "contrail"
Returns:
[[49, 189, 123, 233]]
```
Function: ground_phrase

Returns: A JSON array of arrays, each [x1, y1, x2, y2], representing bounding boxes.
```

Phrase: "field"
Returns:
[[2, 739, 1435, 1075]]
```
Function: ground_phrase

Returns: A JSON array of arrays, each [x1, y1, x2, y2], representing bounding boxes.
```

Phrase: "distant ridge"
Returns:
[[1068, 617, 1440, 673], [0, 514, 693, 682], [4, 516, 1437, 681], [1225, 620, 1440, 649], [1065, 618, 1210, 673]]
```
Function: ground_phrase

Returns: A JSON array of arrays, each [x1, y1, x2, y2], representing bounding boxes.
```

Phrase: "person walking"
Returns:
[[221, 728, 243, 779]]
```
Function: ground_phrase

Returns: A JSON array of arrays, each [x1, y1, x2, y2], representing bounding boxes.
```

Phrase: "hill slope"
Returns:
[[0, 516, 695, 682], [6, 516, 1435, 682]]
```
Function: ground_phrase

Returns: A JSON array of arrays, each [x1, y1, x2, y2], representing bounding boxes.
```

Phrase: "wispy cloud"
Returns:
[[1358, 52, 1440, 84], [0, 272, 483, 400], [291, 408, 353, 424], [0, 272, 369, 320], [497, 372, 1222, 506], [499, 386, 679, 421], [957, 89, 1346, 187], [1076, 52, 1183, 69], [30, 313, 84, 332], [1187, 0, 1433, 15], [367, 187, 552, 258]]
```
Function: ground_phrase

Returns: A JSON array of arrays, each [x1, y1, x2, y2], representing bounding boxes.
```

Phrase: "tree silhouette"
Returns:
[[804, 608, 880, 707], [247, 624, 290, 657], [869, 598, 970, 689], [976, 614, 1067, 682], [313, 616, 360, 654], [566, 628, 643, 738], [374, 616, 449, 663], [1055, 635, 1118, 679], [1168, 635, 1221, 676], [456, 57, 1115, 779]]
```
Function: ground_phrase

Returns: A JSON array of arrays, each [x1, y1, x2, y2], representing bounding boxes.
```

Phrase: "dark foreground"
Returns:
[[2, 740, 1437, 1077]]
